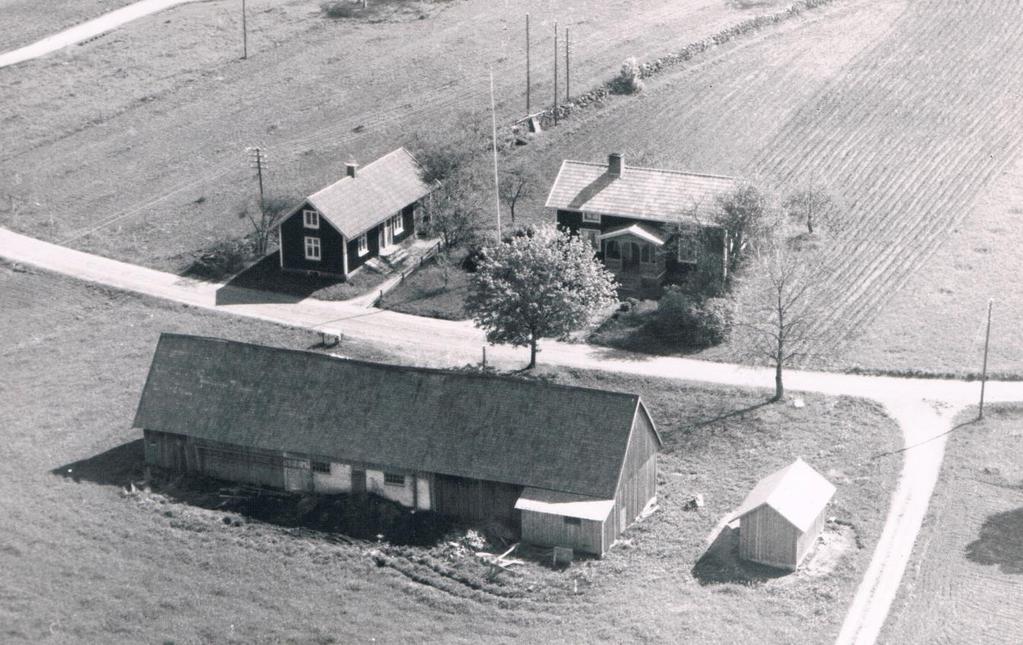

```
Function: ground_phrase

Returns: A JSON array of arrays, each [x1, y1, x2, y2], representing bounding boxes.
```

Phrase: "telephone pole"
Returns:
[[241, 0, 248, 60], [525, 13, 531, 114], [979, 299, 993, 419], [565, 27, 570, 101], [247, 146, 267, 214], [553, 22, 558, 126]]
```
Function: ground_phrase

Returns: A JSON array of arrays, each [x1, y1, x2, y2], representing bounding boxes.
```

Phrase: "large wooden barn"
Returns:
[[731, 458, 836, 571], [133, 334, 662, 556]]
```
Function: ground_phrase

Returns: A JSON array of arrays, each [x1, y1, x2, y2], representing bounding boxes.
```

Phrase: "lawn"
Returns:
[[221, 253, 389, 302], [881, 404, 1023, 644], [381, 249, 471, 320], [0, 262, 901, 643], [0, 0, 781, 273], [0, 0, 139, 51]]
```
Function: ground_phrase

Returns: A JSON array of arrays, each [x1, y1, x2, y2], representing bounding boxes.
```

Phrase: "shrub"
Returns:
[[186, 237, 253, 279], [320, 1, 363, 18], [610, 57, 645, 94], [652, 287, 731, 348]]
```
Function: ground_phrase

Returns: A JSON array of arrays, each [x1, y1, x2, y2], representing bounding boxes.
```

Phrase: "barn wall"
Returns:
[[795, 508, 827, 566], [521, 511, 605, 556], [433, 474, 522, 525], [606, 408, 660, 544], [279, 203, 346, 276], [416, 475, 432, 511], [366, 469, 417, 507], [738, 506, 799, 570], [314, 462, 352, 493]]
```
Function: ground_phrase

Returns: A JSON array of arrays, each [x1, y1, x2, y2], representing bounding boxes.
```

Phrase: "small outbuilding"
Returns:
[[731, 458, 836, 571]]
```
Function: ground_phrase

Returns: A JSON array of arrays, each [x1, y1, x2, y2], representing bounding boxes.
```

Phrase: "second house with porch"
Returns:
[[546, 153, 738, 296], [278, 147, 432, 279]]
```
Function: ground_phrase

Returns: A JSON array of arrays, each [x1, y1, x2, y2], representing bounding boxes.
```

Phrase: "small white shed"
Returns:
[[732, 458, 836, 571]]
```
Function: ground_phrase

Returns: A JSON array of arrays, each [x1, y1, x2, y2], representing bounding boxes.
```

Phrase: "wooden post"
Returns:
[[241, 0, 248, 60], [979, 299, 993, 419], [553, 22, 558, 126], [482, 346, 487, 368], [565, 27, 570, 101], [525, 13, 531, 114]]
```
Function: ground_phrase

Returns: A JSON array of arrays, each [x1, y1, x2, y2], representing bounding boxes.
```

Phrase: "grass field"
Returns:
[[0, 0, 138, 51], [0, 263, 901, 643], [881, 405, 1023, 644], [0, 0, 785, 273]]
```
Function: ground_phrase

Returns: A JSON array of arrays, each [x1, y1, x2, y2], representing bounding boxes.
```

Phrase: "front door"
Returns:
[[623, 242, 641, 270], [381, 220, 394, 250]]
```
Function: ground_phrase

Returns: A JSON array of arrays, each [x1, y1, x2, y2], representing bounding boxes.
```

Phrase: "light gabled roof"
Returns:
[[515, 487, 615, 521], [133, 334, 653, 499], [598, 223, 668, 246], [731, 458, 836, 533], [545, 158, 737, 224], [306, 147, 432, 239]]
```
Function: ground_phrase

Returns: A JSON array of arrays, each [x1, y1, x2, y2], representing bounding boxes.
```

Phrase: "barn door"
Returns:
[[283, 457, 313, 491], [351, 469, 367, 493]]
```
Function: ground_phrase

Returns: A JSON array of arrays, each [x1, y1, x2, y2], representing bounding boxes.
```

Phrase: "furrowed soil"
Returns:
[[881, 405, 1023, 644], [0, 0, 788, 271], [0, 263, 900, 644], [510, 0, 1023, 367]]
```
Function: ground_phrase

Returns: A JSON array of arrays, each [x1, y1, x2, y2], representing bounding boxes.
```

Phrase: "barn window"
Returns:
[[304, 236, 321, 261], [391, 213, 404, 234], [311, 461, 330, 474], [384, 472, 405, 486], [582, 212, 601, 224], [357, 233, 368, 256], [563, 516, 582, 526], [303, 209, 320, 229]]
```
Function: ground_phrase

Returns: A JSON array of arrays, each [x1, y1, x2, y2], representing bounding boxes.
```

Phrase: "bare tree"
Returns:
[[731, 235, 830, 401], [783, 186, 845, 236], [239, 195, 295, 256], [498, 161, 541, 223]]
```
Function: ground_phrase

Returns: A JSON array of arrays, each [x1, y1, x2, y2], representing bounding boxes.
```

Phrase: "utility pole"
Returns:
[[979, 298, 993, 419], [553, 22, 558, 126], [525, 13, 531, 114], [241, 0, 248, 60], [489, 69, 501, 238], [247, 146, 267, 214], [565, 27, 570, 101]]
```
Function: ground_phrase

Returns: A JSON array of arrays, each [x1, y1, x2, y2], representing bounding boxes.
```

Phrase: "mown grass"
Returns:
[[381, 251, 471, 320], [0, 262, 900, 643], [882, 405, 1023, 644]]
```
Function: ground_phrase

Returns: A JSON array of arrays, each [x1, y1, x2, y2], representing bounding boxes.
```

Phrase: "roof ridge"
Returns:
[[157, 333, 641, 402], [561, 158, 739, 181]]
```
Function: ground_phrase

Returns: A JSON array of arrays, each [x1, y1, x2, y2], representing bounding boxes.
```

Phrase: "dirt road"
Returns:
[[2, 226, 1020, 644]]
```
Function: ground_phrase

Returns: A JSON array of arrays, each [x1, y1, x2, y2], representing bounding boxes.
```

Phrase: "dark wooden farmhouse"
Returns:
[[278, 147, 432, 278], [546, 153, 738, 297], [133, 334, 662, 557], [731, 458, 836, 571]]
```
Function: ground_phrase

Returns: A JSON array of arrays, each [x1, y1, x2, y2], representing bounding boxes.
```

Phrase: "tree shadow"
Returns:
[[965, 506, 1023, 575], [51, 440, 467, 548], [692, 525, 790, 585], [692, 400, 774, 429], [587, 345, 659, 363]]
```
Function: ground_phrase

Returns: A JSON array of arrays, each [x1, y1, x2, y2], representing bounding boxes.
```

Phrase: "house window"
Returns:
[[311, 461, 330, 474], [677, 228, 699, 264], [582, 212, 601, 224], [303, 209, 320, 229], [304, 236, 321, 261], [392, 213, 404, 234], [384, 472, 405, 486], [640, 245, 655, 264], [581, 228, 600, 251], [605, 240, 621, 259], [357, 234, 368, 256], [563, 516, 582, 526]]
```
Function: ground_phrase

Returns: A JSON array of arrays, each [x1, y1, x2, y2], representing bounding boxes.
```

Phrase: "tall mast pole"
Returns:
[[490, 69, 501, 238]]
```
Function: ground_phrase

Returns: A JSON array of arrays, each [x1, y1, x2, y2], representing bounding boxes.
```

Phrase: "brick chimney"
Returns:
[[345, 162, 359, 178], [608, 153, 624, 178]]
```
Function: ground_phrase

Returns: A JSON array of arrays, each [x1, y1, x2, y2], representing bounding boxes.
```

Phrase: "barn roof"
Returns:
[[133, 334, 655, 500], [544, 156, 737, 224], [731, 458, 836, 533], [306, 147, 432, 239]]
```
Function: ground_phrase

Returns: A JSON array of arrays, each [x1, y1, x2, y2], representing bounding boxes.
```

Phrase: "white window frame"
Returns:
[[304, 236, 321, 261], [581, 212, 601, 224], [392, 213, 404, 235], [383, 472, 405, 487], [302, 209, 320, 229], [357, 233, 369, 256]]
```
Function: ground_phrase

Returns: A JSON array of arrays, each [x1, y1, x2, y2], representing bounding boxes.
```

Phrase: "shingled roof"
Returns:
[[545, 156, 737, 224], [731, 458, 836, 533], [133, 334, 658, 499], [306, 147, 432, 239]]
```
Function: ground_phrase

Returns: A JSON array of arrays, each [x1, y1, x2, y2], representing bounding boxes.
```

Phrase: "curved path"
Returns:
[[1, 227, 1019, 644], [0, 0, 199, 69]]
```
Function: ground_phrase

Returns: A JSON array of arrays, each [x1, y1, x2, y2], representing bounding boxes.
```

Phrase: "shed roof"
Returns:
[[306, 147, 432, 239], [515, 487, 615, 521], [544, 157, 737, 224], [731, 458, 836, 533], [133, 334, 656, 499]]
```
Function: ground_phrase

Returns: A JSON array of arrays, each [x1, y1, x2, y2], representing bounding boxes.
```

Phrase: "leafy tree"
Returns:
[[731, 234, 830, 401], [466, 224, 618, 369], [610, 57, 644, 94], [714, 183, 769, 272], [239, 195, 295, 256], [783, 187, 845, 236], [498, 161, 542, 223]]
